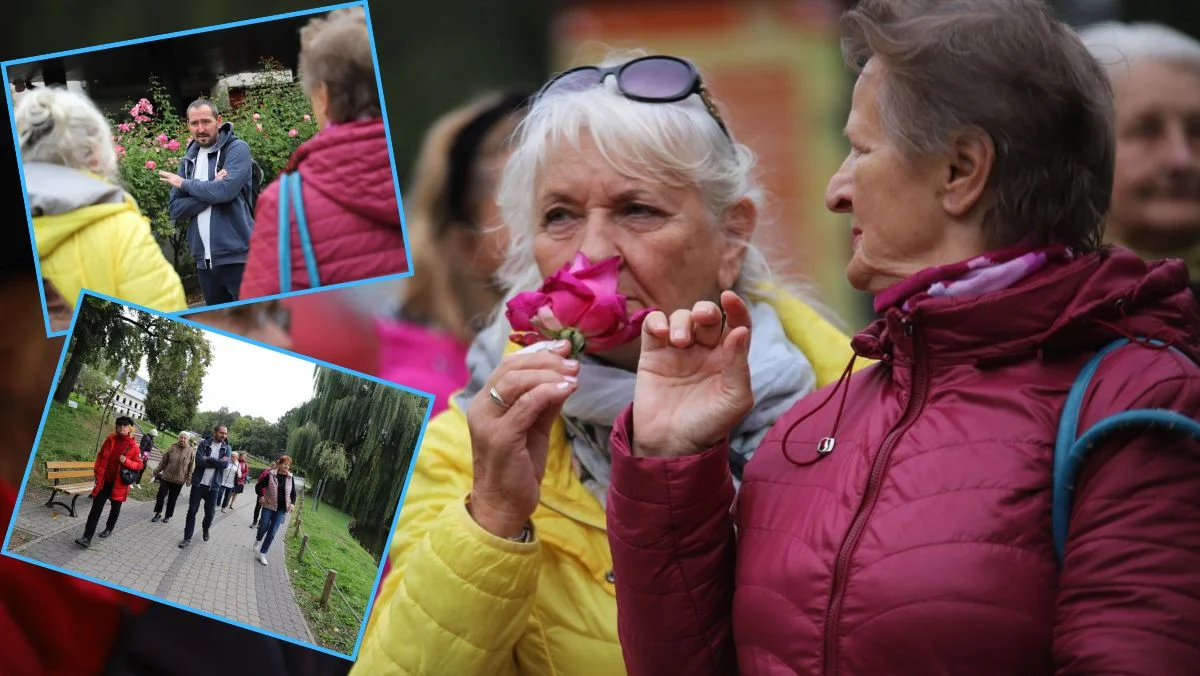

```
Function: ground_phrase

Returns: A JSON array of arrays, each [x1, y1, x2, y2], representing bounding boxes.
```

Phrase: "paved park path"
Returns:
[[9, 475, 314, 645]]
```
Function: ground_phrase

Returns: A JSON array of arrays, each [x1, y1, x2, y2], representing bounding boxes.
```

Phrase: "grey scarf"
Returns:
[[457, 301, 817, 506]]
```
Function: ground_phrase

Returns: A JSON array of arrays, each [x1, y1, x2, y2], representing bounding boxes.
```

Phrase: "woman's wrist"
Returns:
[[467, 493, 533, 541]]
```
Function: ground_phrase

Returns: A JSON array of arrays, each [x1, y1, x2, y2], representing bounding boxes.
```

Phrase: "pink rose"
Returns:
[[145, 160, 156, 170], [157, 133, 168, 145], [303, 114, 311, 122], [256, 123, 263, 132], [506, 252, 652, 356], [136, 115, 151, 123], [138, 98, 153, 114], [252, 113, 261, 121], [288, 128, 298, 137], [115, 145, 126, 157], [166, 139, 181, 151]]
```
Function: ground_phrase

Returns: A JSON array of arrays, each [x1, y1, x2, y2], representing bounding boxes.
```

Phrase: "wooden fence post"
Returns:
[[297, 534, 309, 561], [320, 570, 336, 609]]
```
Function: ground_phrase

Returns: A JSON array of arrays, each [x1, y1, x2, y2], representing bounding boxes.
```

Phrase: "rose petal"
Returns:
[[505, 291, 550, 331], [584, 307, 653, 352], [574, 292, 627, 337], [571, 255, 622, 296]]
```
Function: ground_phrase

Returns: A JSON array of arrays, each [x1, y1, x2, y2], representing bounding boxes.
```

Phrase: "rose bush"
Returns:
[[110, 60, 318, 275], [506, 252, 653, 357]]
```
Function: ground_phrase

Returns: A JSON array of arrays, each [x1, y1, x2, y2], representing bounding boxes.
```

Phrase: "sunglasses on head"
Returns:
[[537, 55, 731, 139]]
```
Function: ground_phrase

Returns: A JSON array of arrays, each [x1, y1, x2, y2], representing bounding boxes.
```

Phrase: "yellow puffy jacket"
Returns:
[[28, 162, 188, 313], [354, 292, 867, 675]]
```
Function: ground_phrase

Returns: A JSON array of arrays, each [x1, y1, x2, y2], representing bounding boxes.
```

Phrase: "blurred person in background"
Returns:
[[380, 89, 531, 414], [152, 431, 195, 524], [371, 88, 530, 599], [1080, 21, 1200, 301], [239, 6, 409, 298], [606, 2, 1200, 674], [136, 427, 156, 487], [15, 87, 188, 314], [188, 300, 293, 350], [352, 50, 860, 675]]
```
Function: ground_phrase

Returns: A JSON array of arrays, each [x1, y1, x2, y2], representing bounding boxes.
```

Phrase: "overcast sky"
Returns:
[[138, 328, 315, 424]]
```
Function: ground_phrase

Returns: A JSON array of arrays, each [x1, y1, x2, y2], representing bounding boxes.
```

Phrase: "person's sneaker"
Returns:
[[220, 507, 226, 513], [249, 522, 257, 528], [151, 514, 161, 523], [98, 529, 112, 538], [202, 529, 209, 542], [74, 537, 91, 548], [178, 539, 190, 548], [161, 517, 170, 524], [257, 553, 268, 566]]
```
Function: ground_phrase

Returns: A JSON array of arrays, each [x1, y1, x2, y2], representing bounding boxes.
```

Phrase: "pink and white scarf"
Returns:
[[875, 243, 1075, 314]]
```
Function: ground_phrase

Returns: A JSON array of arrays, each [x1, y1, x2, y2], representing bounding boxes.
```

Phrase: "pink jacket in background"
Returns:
[[375, 319, 470, 417], [607, 248, 1200, 676], [240, 119, 409, 299]]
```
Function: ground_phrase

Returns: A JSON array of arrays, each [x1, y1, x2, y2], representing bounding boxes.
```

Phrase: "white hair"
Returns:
[[15, 87, 119, 180], [1078, 21, 1200, 76], [491, 49, 822, 330]]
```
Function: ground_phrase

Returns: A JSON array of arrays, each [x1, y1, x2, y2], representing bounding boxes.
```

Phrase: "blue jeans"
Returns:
[[256, 507, 286, 554]]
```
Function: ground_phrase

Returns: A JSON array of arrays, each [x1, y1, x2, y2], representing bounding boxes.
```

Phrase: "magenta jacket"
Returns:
[[607, 248, 1200, 675], [241, 119, 409, 298]]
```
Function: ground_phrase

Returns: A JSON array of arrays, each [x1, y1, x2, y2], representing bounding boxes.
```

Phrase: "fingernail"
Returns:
[[556, 381, 571, 390], [673, 329, 685, 340], [554, 340, 570, 349], [563, 375, 578, 383], [563, 359, 579, 368]]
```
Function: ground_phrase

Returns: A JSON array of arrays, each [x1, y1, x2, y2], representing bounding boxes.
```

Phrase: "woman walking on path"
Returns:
[[254, 455, 296, 566], [75, 416, 144, 548], [249, 460, 276, 528], [151, 432, 195, 524], [217, 451, 240, 513], [225, 452, 248, 510]]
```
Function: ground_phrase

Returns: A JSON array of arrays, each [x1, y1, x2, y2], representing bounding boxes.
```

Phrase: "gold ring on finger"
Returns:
[[488, 386, 512, 409]]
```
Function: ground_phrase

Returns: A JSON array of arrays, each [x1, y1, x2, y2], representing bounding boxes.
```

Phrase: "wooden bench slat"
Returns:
[[47, 470, 95, 480], [46, 461, 93, 470], [55, 484, 94, 495]]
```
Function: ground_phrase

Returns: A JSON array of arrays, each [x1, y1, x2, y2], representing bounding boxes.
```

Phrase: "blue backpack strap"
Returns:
[[1052, 338, 1200, 565], [286, 171, 321, 289], [277, 172, 293, 293]]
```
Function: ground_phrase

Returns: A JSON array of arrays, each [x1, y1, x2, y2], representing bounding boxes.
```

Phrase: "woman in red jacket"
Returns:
[[606, 2, 1200, 675], [239, 6, 408, 298], [75, 415, 144, 548]]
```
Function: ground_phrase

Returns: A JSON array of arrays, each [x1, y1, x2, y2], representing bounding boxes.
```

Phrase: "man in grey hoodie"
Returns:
[[161, 98, 255, 305]]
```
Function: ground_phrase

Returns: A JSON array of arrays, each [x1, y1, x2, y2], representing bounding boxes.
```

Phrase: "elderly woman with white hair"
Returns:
[[606, 1, 1200, 675], [15, 88, 187, 313], [352, 52, 860, 675], [1078, 21, 1200, 301]]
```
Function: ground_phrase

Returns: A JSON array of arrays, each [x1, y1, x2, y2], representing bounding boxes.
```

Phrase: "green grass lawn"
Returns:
[[284, 494, 377, 655], [33, 400, 172, 502]]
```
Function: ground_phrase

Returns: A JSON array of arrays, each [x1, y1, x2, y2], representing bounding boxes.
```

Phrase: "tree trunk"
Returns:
[[53, 342, 87, 403]]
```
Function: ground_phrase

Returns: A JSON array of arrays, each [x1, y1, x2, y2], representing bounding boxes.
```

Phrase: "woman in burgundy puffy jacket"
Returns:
[[240, 6, 408, 298], [606, 2, 1200, 675]]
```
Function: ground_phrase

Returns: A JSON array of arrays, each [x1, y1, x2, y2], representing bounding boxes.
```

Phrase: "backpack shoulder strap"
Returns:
[[278, 172, 294, 293], [1052, 338, 1200, 565], [284, 171, 321, 290]]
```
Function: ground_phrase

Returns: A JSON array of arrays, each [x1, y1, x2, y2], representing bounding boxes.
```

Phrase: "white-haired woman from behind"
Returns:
[[16, 87, 187, 313], [352, 51, 865, 675]]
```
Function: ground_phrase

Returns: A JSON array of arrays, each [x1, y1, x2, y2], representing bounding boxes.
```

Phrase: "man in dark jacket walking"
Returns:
[[178, 424, 231, 548], [162, 99, 256, 306]]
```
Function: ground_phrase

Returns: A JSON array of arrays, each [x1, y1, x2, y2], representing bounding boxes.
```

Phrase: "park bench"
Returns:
[[45, 461, 94, 518]]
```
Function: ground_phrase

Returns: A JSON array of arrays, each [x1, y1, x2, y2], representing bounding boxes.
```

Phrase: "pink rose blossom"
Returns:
[[255, 123, 263, 132], [303, 114, 311, 122], [157, 133, 168, 145], [506, 252, 652, 356], [117, 122, 132, 133], [288, 128, 298, 137], [115, 145, 126, 157], [136, 115, 151, 123], [252, 113, 261, 121], [166, 139, 181, 151], [145, 160, 156, 170]]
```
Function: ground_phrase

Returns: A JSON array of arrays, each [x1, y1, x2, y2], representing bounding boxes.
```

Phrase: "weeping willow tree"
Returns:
[[288, 368, 429, 560]]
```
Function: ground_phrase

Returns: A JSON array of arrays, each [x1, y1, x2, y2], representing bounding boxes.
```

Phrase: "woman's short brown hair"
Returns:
[[841, 0, 1115, 252], [298, 6, 380, 122]]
